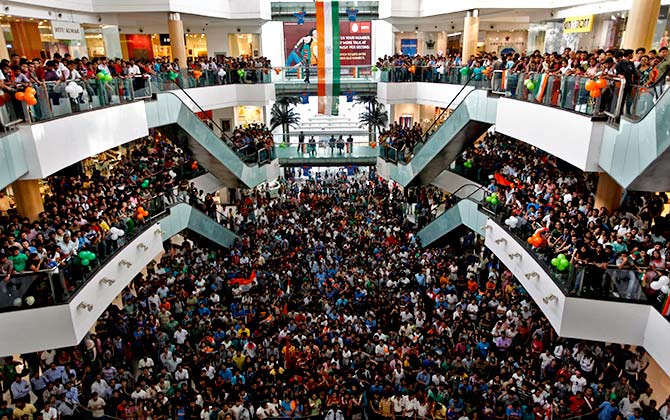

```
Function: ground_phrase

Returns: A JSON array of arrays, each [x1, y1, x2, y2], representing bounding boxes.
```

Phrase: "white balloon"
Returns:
[[218, 69, 226, 77], [661, 284, 670, 294], [76, 85, 84, 94], [25, 296, 35, 306], [117, 230, 125, 237], [13, 298, 22, 307], [659, 275, 670, 285], [111, 234, 118, 241], [650, 281, 662, 290], [509, 219, 518, 228]]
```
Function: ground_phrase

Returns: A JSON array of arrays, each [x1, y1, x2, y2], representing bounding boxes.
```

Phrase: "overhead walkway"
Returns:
[[377, 75, 670, 192], [275, 142, 378, 166], [417, 194, 670, 377], [0, 197, 238, 357]]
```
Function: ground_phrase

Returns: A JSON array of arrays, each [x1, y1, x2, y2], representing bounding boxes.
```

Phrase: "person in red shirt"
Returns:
[[568, 391, 587, 415]]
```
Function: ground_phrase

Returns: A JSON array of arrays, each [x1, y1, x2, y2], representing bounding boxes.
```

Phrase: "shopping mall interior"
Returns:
[[0, 0, 669, 419]]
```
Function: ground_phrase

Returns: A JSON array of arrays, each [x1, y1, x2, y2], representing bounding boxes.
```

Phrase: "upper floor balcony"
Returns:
[[376, 67, 670, 192], [0, 69, 279, 190]]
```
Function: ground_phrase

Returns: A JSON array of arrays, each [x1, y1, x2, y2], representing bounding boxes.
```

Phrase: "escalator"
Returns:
[[378, 89, 497, 187], [145, 93, 279, 189], [161, 200, 238, 248], [417, 184, 490, 247], [598, 86, 670, 191]]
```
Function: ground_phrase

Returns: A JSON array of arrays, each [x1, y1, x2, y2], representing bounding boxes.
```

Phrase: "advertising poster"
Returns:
[[283, 21, 372, 67]]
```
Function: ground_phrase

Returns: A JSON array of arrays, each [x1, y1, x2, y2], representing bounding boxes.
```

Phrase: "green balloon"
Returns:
[[557, 253, 566, 261], [141, 179, 150, 188], [464, 160, 472, 168], [551, 257, 559, 267], [80, 258, 90, 266], [168, 71, 178, 81], [96, 72, 105, 80], [87, 252, 96, 261], [491, 197, 499, 205], [460, 67, 469, 75], [526, 81, 535, 91], [238, 69, 245, 77], [371, 65, 378, 72], [558, 260, 570, 271], [104, 74, 113, 82]]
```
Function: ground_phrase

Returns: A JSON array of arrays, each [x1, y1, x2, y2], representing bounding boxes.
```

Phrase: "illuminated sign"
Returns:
[[563, 15, 594, 33]]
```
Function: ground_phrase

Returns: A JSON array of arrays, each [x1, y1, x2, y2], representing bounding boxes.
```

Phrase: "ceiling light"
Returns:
[[447, 32, 461, 37]]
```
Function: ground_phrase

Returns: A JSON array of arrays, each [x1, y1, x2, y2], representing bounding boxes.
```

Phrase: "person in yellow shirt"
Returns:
[[236, 323, 251, 338], [13, 400, 36, 420], [232, 350, 246, 370]]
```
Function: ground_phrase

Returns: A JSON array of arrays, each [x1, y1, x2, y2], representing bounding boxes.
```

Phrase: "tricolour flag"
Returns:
[[500, 70, 508, 90], [316, 0, 340, 115], [535, 73, 550, 102]]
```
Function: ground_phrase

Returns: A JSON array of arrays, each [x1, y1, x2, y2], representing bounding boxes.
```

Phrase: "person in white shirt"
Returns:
[[570, 371, 587, 394], [130, 385, 148, 401], [87, 393, 106, 418], [174, 326, 188, 345], [41, 402, 59, 420]]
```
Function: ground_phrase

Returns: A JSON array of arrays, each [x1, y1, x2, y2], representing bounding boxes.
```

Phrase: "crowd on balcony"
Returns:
[[2, 173, 668, 420], [378, 121, 424, 157], [375, 46, 669, 87], [230, 124, 275, 162], [450, 132, 670, 307], [0, 131, 209, 305]]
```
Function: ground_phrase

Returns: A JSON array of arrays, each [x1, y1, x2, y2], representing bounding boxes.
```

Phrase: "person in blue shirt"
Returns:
[[598, 398, 620, 420], [477, 337, 491, 357]]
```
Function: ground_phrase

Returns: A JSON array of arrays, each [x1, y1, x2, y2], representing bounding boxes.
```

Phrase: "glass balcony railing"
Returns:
[[0, 194, 167, 312]]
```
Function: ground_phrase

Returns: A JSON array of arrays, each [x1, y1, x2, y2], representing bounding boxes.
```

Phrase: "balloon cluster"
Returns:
[[551, 253, 570, 271], [436, 66, 445, 75], [504, 216, 518, 229], [237, 69, 246, 78], [527, 231, 545, 248], [78, 250, 97, 267], [65, 81, 84, 98], [191, 161, 199, 171], [459, 67, 470, 76], [218, 69, 227, 78], [15, 87, 37, 106], [167, 71, 179, 81], [485, 192, 500, 205], [585, 78, 607, 98], [110, 226, 125, 241], [408, 65, 416, 74], [274, 68, 281, 75], [463, 159, 473, 169], [136, 206, 150, 221], [650, 275, 670, 293], [96, 71, 113, 83], [524, 79, 535, 91], [371, 65, 378, 72], [193, 70, 203, 79], [141, 179, 150, 188]]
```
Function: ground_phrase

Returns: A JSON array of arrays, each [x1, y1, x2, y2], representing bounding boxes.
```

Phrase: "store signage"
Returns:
[[159, 33, 171, 46], [563, 15, 594, 33], [51, 20, 83, 40], [283, 21, 373, 66]]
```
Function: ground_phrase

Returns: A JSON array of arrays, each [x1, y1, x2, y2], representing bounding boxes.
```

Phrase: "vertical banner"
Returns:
[[316, 0, 340, 115]]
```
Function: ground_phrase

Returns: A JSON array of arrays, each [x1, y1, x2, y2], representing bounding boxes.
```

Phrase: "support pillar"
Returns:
[[594, 173, 623, 213], [168, 13, 187, 68], [10, 21, 42, 59], [11, 180, 44, 221], [101, 25, 123, 60], [462, 9, 480, 63], [622, 0, 661, 51], [0, 27, 9, 61]]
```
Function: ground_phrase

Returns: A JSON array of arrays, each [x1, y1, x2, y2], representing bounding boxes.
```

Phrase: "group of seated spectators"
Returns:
[[1, 172, 668, 420], [376, 46, 669, 88], [379, 121, 424, 158], [229, 124, 275, 162], [0, 131, 206, 305], [425, 132, 670, 310]]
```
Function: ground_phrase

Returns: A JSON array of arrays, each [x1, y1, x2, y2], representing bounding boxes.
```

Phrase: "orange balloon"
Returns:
[[595, 78, 607, 89], [137, 206, 145, 213], [143, 210, 149, 217], [15, 92, 25, 101], [26, 97, 37, 106], [136, 214, 144, 220], [408, 65, 416, 74], [24, 93, 35, 102], [25, 87, 36, 95], [584, 79, 595, 91], [590, 89, 601, 98]]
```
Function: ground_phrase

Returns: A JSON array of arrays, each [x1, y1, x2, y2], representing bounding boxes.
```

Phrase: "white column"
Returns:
[[102, 25, 123, 59], [372, 20, 394, 60], [261, 21, 284, 67]]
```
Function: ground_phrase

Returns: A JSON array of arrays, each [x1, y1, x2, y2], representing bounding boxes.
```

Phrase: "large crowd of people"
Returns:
[[378, 122, 424, 160], [434, 133, 670, 312], [375, 47, 669, 88], [1, 170, 668, 420], [230, 124, 275, 163], [0, 131, 213, 306]]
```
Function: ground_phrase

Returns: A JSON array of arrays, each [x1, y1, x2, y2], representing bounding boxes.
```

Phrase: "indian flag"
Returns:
[[500, 70, 507, 90], [316, 0, 340, 115], [535, 73, 550, 102]]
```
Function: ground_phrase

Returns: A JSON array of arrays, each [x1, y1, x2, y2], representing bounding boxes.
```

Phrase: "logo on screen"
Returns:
[[350, 22, 370, 33]]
